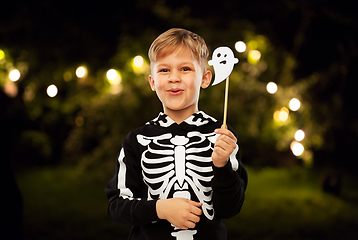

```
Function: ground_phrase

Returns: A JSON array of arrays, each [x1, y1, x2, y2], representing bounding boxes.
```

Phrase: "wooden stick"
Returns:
[[223, 77, 229, 129]]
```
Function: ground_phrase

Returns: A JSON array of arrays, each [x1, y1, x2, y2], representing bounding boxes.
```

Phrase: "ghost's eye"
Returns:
[[217, 53, 221, 58], [224, 54, 227, 57]]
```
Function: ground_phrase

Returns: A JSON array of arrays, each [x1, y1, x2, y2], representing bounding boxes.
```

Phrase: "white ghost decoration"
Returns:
[[208, 46, 239, 86]]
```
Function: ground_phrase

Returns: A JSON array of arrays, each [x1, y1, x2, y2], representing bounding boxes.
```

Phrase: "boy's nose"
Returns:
[[168, 71, 181, 83]]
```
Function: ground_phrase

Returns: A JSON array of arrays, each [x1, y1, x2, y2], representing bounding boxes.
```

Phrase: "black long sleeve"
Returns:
[[212, 160, 247, 219]]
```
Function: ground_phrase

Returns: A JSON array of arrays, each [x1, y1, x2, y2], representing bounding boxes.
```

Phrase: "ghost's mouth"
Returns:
[[220, 60, 227, 64]]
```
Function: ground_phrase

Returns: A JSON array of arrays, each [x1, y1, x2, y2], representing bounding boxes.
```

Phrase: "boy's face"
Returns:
[[149, 47, 212, 122]]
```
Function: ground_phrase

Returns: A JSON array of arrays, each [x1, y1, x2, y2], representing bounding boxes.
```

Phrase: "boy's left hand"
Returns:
[[212, 125, 237, 168]]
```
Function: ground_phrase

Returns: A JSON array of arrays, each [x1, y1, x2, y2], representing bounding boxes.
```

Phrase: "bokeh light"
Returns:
[[266, 82, 278, 94], [76, 66, 87, 78], [133, 56, 144, 68], [0, 49, 5, 60], [248, 50, 261, 64], [274, 107, 289, 122], [250, 50, 261, 60], [47, 84, 58, 97], [106, 69, 118, 81], [235, 41, 246, 53], [295, 129, 305, 141], [75, 116, 84, 127], [290, 141, 304, 156], [132, 55, 149, 74], [4, 82, 18, 97], [9, 69, 21, 82], [279, 107, 289, 121], [106, 69, 122, 85], [289, 98, 301, 111]]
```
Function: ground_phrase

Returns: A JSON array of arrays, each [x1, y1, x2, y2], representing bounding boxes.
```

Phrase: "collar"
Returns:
[[147, 111, 217, 127]]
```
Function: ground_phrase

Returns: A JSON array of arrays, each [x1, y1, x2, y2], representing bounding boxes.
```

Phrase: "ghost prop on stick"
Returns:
[[208, 46, 239, 128]]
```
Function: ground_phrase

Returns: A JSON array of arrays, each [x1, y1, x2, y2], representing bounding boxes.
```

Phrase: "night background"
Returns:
[[1, 0, 357, 239]]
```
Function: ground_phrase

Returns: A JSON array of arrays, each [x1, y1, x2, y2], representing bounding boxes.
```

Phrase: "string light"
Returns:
[[289, 98, 301, 111], [0, 49, 5, 60], [295, 129, 305, 141], [132, 55, 149, 74], [279, 107, 289, 121], [273, 107, 289, 122], [235, 41, 246, 53], [290, 141, 304, 156], [248, 50, 261, 64], [76, 66, 87, 78], [251, 50, 261, 60], [106, 69, 122, 85], [133, 56, 144, 68], [9, 69, 21, 82], [266, 82, 278, 94], [4, 82, 18, 97], [47, 84, 58, 97]]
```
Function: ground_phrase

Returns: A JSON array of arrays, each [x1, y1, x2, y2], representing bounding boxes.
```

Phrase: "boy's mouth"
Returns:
[[168, 88, 183, 95]]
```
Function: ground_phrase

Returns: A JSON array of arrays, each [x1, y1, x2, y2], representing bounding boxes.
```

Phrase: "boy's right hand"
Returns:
[[156, 198, 203, 230]]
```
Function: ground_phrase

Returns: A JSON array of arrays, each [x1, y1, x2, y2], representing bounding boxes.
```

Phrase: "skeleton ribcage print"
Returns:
[[137, 131, 219, 220]]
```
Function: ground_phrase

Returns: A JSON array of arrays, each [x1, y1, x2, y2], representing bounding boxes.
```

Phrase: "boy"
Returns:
[[105, 28, 248, 240]]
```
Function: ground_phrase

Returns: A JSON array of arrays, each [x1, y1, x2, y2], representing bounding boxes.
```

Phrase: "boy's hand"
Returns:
[[212, 125, 237, 168], [156, 198, 203, 229]]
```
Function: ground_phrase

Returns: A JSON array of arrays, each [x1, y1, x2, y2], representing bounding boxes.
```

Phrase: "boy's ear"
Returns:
[[148, 75, 156, 91], [201, 70, 212, 89]]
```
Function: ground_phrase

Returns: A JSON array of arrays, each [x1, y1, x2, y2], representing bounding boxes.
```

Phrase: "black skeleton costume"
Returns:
[[105, 111, 248, 240]]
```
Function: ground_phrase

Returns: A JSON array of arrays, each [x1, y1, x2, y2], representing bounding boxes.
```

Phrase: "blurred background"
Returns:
[[1, 0, 357, 239]]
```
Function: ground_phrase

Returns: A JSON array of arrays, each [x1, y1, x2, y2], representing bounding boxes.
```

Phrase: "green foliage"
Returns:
[[18, 130, 53, 161], [0, 30, 326, 168], [1, 0, 357, 171], [62, 51, 162, 168]]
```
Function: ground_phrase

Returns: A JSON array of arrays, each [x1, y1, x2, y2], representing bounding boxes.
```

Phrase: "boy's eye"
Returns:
[[159, 69, 169, 73], [182, 67, 191, 71]]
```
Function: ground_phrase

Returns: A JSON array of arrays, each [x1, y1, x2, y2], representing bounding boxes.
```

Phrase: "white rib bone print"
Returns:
[[137, 131, 219, 239]]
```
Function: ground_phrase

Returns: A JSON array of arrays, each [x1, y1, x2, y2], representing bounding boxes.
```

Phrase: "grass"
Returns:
[[16, 166, 130, 240], [226, 167, 358, 240], [15, 166, 358, 239]]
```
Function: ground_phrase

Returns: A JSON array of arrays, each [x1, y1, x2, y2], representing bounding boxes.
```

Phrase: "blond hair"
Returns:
[[148, 28, 209, 71]]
